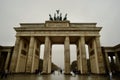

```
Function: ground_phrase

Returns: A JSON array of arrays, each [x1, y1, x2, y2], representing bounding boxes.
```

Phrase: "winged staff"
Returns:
[[49, 10, 67, 21]]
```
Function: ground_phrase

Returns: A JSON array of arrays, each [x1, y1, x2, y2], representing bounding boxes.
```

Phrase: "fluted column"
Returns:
[[26, 36, 35, 73], [15, 39, 23, 72], [115, 52, 120, 71], [4, 51, 11, 70], [94, 36, 105, 73], [42, 36, 51, 74], [35, 43, 40, 71], [79, 36, 87, 74], [31, 38, 39, 72], [48, 43, 52, 73], [64, 36, 70, 74], [10, 36, 21, 72], [76, 43, 80, 72], [105, 52, 111, 72]]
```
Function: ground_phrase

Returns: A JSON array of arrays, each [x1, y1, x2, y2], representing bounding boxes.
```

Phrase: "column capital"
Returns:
[[15, 36, 20, 38], [79, 36, 85, 39]]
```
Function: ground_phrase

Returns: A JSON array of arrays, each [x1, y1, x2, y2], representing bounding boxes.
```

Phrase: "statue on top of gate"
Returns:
[[49, 10, 67, 21]]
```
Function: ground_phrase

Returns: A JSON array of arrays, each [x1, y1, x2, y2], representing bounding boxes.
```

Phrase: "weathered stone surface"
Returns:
[[10, 21, 106, 74]]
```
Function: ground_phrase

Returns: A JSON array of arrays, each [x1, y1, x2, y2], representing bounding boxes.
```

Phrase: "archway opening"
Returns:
[[52, 45, 64, 70], [39, 44, 44, 72], [70, 44, 77, 72], [85, 44, 90, 73]]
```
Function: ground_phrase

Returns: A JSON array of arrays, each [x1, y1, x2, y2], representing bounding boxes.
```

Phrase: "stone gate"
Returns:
[[10, 20, 105, 74]]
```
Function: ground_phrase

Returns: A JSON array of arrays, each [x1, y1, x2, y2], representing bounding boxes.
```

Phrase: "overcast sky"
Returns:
[[0, 0, 120, 68]]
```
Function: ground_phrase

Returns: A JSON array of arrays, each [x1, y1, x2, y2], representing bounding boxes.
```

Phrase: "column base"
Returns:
[[64, 72, 72, 75], [41, 71, 51, 75]]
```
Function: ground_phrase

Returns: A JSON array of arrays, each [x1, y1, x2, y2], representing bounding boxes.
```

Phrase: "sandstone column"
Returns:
[[42, 36, 51, 74], [88, 39, 98, 73], [94, 36, 105, 74], [10, 36, 21, 72], [76, 44, 80, 72], [115, 52, 120, 71], [46, 38, 52, 74], [15, 39, 23, 72], [4, 51, 11, 70], [105, 52, 111, 72], [64, 36, 70, 74], [111, 56, 114, 63], [48, 44, 52, 73], [26, 36, 35, 73], [33, 42, 40, 72], [93, 38, 99, 73], [31, 38, 39, 73], [79, 36, 87, 74]]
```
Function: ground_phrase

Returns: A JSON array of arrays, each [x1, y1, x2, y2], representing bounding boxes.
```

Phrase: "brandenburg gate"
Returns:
[[10, 11, 105, 74]]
